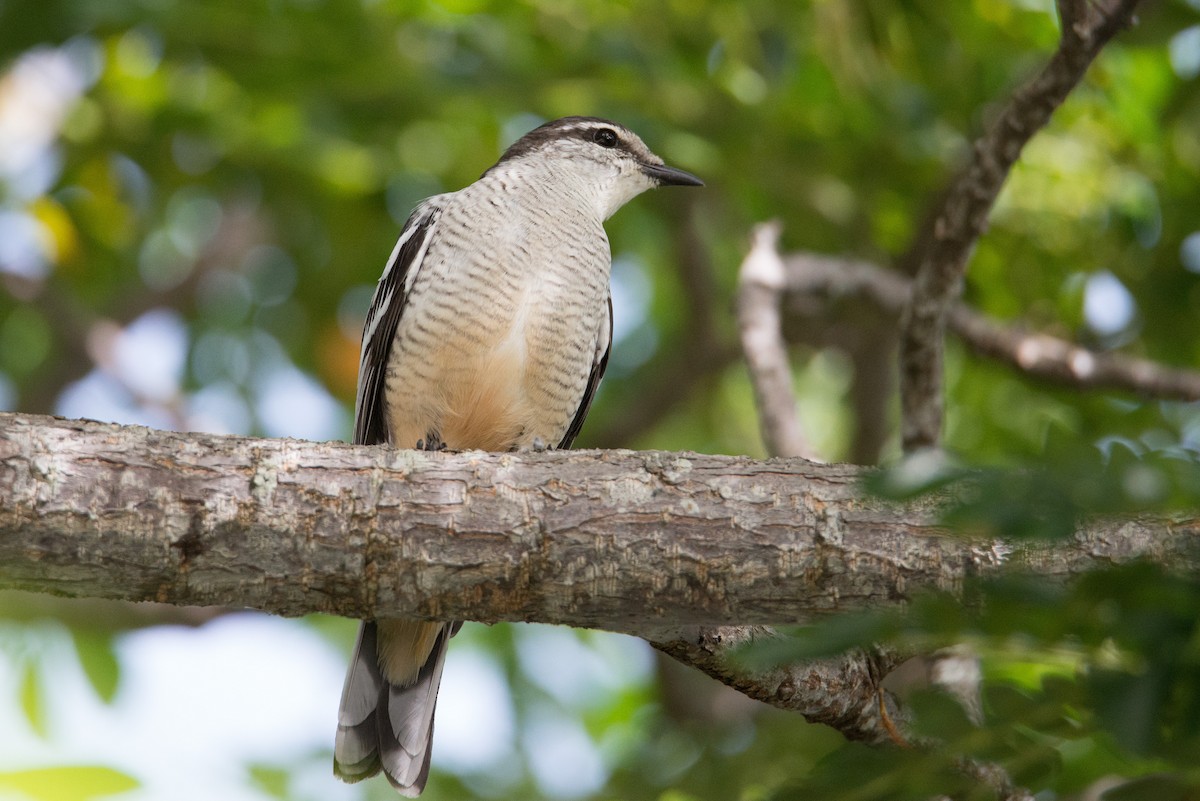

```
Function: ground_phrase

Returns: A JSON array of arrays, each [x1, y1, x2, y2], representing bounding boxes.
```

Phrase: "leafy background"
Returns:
[[2, 0, 1200, 799]]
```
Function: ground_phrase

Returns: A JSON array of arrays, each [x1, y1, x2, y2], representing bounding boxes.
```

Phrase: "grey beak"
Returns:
[[641, 162, 704, 187]]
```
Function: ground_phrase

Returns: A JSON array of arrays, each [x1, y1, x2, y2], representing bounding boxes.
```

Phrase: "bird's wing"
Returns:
[[354, 201, 443, 447], [557, 293, 612, 449]]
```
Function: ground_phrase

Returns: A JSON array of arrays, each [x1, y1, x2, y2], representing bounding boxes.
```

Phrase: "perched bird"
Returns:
[[333, 115, 700, 796], [333, 116, 703, 796]]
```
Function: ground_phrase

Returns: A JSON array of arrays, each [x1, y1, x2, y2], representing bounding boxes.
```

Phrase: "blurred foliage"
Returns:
[[743, 562, 1200, 800], [67, 630, 119, 705], [2, 0, 1200, 799], [869, 431, 1200, 540], [0, 767, 139, 801]]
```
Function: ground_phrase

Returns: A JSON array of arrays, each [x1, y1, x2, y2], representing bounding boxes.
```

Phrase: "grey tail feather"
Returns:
[[334, 621, 384, 783], [334, 621, 460, 796], [377, 624, 454, 795]]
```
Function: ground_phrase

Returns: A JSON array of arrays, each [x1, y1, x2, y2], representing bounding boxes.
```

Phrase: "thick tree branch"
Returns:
[[780, 251, 1200, 402], [3, 412, 1197, 625], [899, 0, 1143, 451]]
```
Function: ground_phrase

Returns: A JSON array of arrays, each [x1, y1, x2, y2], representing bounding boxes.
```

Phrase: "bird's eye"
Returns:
[[593, 128, 619, 148]]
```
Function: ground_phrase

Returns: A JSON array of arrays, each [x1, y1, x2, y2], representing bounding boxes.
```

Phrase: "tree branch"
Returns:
[[652, 628, 907, 745], [3, 411, 1197, 625], [780, 251, 1200, 402], [737, 221, 812, 459], [898, 0, 1143, 451]]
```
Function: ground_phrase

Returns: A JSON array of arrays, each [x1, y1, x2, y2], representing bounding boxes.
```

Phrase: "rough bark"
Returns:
[[3, 411, 1197, 632], [652, 628, 907, 744]]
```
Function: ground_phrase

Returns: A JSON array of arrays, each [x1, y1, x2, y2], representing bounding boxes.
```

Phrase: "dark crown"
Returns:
[[492, 116, 633, 167]]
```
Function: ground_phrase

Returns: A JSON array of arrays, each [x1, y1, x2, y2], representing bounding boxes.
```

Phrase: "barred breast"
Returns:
[[382, 168, 611, 453]]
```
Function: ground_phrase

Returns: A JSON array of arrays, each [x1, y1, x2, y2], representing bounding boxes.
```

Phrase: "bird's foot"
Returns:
[[414, 434, 449, 452]]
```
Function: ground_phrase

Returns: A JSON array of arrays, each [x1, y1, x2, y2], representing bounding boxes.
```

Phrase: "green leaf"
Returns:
[[733, 611, 899, 668], [657, 791, 702, 801], [771, 742, 972, 801], [908, 689, 978, 743], [1101, 774, 1197, 801], [20, 660, 47, 738], [70, 629, 121, 704], [1089, 667, 1165, 757], [0, 766, 139, 801], [940, 467, 1080, 541], [863, 450, 965, 501], [247, 765, 289, 799]]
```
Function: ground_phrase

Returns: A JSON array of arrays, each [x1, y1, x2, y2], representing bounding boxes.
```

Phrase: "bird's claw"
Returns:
[[414, 435, 448, 452]]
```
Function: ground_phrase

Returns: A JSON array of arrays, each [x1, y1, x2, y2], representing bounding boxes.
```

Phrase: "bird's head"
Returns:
[[486, 116, 703, 219]]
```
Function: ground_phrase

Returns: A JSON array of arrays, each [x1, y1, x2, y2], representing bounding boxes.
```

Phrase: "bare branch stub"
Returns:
[[898, 0, 1143, 452], [736, 221, 812, 459]]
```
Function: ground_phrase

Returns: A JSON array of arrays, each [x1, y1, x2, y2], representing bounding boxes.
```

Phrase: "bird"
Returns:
[[333, 116, 703, 795]]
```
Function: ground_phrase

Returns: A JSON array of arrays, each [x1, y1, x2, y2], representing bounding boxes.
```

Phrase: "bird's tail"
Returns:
[[334, 621, 454, 796]]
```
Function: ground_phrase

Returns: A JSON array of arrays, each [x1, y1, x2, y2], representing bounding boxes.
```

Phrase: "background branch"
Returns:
[[898, 0, 1143, 451], [737, 221, 812, 459], [653, 629, 906, 745], [778, 250, 1200, 402]]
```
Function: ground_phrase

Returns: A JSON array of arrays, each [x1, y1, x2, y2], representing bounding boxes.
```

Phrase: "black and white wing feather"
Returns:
[[557, 295, 612, 449], [354, 201, 443, 447]]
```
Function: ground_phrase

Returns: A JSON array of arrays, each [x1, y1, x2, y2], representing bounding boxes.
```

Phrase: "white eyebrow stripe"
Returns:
[[560, 121, 618, 133]]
